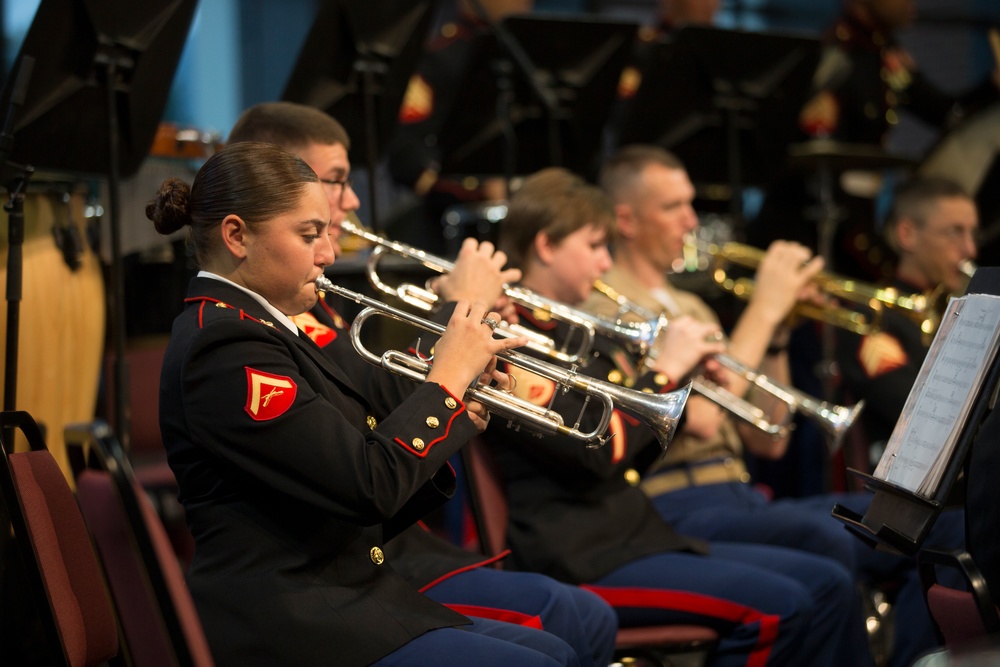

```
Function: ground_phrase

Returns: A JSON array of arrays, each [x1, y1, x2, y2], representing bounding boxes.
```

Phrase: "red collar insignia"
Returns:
[[245, 367, 298, 421], [289, 312, 338, 347]]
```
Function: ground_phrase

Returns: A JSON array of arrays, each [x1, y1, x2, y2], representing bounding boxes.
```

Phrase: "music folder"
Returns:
[[833, 268, 1000, 556]]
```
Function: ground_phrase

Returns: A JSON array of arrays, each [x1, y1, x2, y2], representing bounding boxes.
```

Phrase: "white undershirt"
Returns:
[[649, 286, 681, 317], [198, 270, 300, 335]]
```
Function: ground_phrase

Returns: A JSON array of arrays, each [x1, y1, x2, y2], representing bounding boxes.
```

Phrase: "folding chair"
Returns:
[[66, 419, 215, 667], [918, 547, 1000, 650], [462, 437, 719, 666], [0, 410, 120, 667]]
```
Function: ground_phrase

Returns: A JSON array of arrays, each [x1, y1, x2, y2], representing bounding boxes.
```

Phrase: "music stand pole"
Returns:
[[2, 56, 35, 426], [282, 1, 440, 232], [100, 54, 130, 450], [467, 0, 562, 178]]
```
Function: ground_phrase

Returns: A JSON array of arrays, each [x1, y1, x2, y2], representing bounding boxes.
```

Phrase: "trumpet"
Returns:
[[316, 275, 691, 452], [701, 240, 947, 343], [592, 279, 865, 450], [342, 220, 596, 365]]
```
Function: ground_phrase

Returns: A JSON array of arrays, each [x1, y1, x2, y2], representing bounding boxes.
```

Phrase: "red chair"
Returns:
[[918, 548, 1000, 650], [0, 410, 120, 667], [66, 420, 215, 667], [461, 437, 719, 665]]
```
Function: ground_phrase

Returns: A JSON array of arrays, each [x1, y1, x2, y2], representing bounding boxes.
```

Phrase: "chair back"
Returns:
[[919, 548, 1000, 649], [0, 410, 119, 667], [68, 420, 215, 667], [461, 436, 509, 557]]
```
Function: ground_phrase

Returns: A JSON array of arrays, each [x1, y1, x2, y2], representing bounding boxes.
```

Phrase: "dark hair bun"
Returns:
[[146, 178, 193, 235]]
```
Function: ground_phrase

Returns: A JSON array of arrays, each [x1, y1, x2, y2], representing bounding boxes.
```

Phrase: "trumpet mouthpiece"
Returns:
[[316, 274, 335, 294]]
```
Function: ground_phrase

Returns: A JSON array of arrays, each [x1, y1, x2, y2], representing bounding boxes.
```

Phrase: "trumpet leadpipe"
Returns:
[[341, 220, 596, 364]]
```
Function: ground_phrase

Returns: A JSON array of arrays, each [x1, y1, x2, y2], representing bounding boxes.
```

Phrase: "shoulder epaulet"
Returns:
[[184, 296, 276, 330]]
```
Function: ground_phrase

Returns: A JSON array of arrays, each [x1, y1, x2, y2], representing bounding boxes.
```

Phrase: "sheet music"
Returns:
[[874, 293, 1000, 497]]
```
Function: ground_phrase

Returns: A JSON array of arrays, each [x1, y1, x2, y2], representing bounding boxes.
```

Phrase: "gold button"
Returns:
[[723, 458, 735, 468], [426, 416, 440, 429], [412, 438, 425, 451], [532, 308, 552, 322], [739, 472, 752, 484], [642, 387, 653, 394], [370, 546, 384, 565], [366, 415, 377, 430], [653, 373, 670, 386], [885, 109, 899, 125], [215, 301, 231, 308], [623, 378, 635, 388], [444, 397, 458, 410], [624, 469, 641, 487], [607, 369, 623, 384]]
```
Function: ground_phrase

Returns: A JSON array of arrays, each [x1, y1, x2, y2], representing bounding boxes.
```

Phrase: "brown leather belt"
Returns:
[[640, 458, 750, 496]]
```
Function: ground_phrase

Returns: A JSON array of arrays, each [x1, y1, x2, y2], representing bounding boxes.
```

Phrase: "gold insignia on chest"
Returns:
[[366, 415, 377, 430]]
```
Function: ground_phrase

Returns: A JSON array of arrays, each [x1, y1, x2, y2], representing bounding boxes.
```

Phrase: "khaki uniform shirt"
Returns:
[[581, 266, 747, 488]]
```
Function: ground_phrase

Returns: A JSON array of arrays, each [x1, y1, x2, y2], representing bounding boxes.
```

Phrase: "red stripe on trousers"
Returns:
[[581, 585, 778, 667], [443, 603, 544, 630]]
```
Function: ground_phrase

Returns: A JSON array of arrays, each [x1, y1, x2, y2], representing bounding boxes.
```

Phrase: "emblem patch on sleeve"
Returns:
[[857, 332, 908, 378], [506, 364, 556, 407], [245, 367, 297, 421]]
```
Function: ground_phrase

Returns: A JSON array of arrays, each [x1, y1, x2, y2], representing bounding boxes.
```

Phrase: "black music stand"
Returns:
[[437, 13, 637, 183], [832, 268, 1000, 557], [1, 0, 198, 449], [282, 0, 439, 230], [616, 26, 820, 228]]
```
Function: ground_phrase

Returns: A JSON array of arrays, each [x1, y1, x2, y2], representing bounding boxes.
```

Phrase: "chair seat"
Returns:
[[616, 624, 719, 649]]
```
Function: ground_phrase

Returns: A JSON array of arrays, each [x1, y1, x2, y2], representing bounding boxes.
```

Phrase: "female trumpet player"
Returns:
[[488, 166, 875, 666], [226, 101, 621, 667], [146, 141, 601, 667]]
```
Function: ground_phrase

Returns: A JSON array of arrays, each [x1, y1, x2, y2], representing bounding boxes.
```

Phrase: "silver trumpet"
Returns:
[[592, 280, 865, 451], [316, 275, 691, 452], [342, 220, 596, 365]]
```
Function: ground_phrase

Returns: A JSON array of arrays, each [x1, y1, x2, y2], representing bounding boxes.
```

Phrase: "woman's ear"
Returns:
[[533, 231, 556, 265], [220, 214, 249, 259]]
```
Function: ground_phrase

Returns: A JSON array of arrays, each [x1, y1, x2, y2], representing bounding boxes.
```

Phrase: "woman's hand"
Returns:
[[426, 300, 527, 400], [464, 361, 517, 432]]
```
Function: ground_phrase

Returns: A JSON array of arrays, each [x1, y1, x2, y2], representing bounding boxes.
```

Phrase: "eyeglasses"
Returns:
[[922, 225, 981, 246], [319, 177, 354, 202]]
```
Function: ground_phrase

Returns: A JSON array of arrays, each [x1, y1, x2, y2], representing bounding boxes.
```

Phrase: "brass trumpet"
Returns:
[[702, 240, 947, 343], [316, 275, 691, 452], [592, 280, 865, 451], [342, 220, 596, 365]]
